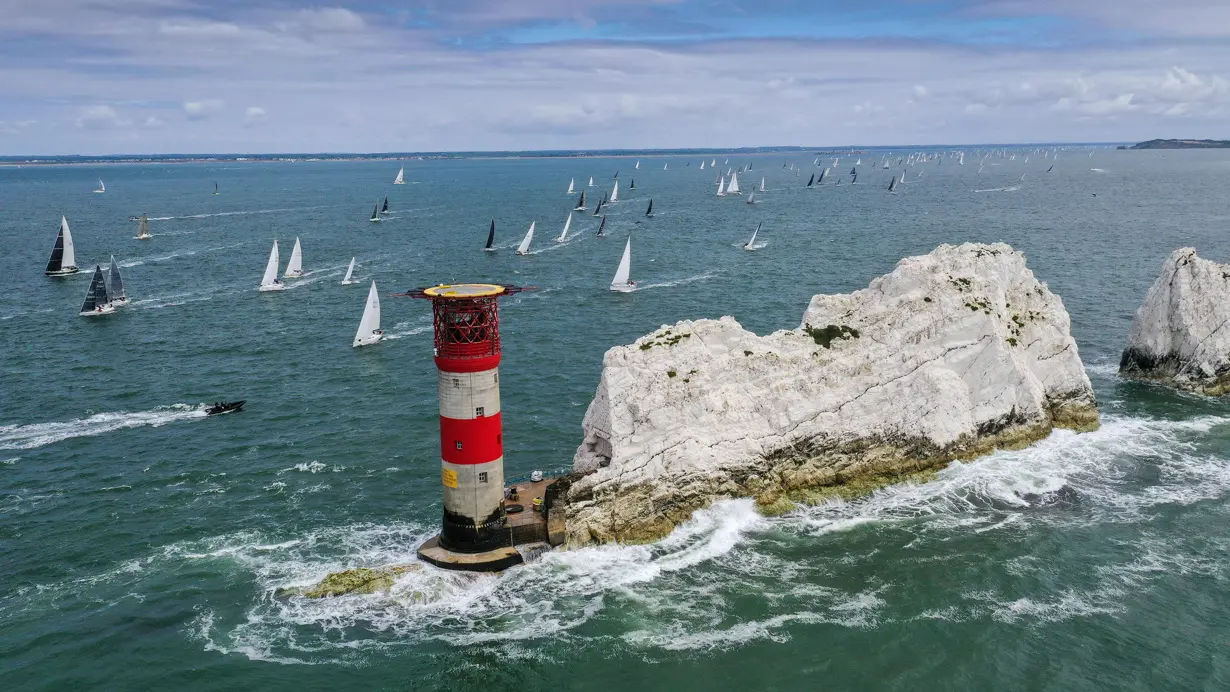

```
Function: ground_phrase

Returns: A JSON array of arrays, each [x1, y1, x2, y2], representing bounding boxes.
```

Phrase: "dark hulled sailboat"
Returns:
[[484, 219, 496, 251], [79, 265, 113, 316], [645, 199, 654, 217], [45, 216, 79, 276]]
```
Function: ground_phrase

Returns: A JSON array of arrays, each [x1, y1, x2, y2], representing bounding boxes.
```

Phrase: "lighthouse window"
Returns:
[[455, 441, 463, 450], [452, 378, 459, 388], [475, 406, 485, 417], [478, 472, 488, 483], [494, 373, 498, 384]]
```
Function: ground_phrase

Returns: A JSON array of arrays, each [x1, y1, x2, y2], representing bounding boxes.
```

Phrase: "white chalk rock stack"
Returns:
[[1121, 248, 1230, 395], [565, 243, 1098, 544]]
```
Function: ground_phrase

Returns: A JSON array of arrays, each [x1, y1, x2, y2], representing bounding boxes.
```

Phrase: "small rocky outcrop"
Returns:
[[1120, 248, 1230, 395], [277, 565, 418, 598], [565, 243, 1099, 545]]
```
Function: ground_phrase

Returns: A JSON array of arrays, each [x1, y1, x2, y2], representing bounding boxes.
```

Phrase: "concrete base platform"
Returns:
[[416, 536, 525, 572]]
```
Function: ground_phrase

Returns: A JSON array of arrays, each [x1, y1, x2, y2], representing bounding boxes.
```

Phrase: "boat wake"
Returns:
[[147, 206, 330, 222], [0, 404, 207, 450], [381, 320, 432, 341], [634, 272, 717, 291], [1090, 168, 1108, 173], [120, 244, 245, 268], [973, 186, 1021, 193]]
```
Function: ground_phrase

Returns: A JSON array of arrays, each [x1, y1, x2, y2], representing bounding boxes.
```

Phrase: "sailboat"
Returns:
[[593, 196, 605, 216], [645, 199, 654, 217], [588, 176, 595, 187], [107, 255, 128, 306], [135, 213, 151, 240], [743, 222, 761, 251], [818, 168, 828, 184], [609, 238, 635, 292], [746, 189, 756, 204], [568, 178, 575, 194], [259, 241, 285, 291], [851, 171, 858, 185], [760, 177, 766, 192], [717, 176, 726, 197], [726, 171, 741, 194], [629, 179, 635, 190], [700, 161, 706, 170], [711, 159, 717, 167], [284, 238, 304, 278], [663, 162, 668, 170], [94, 179, 105, 194], [888, 176, 898, 193], [393, 167, 405, 185], [485, 219, 496, 251], [806, 173, 815, 188], [596, 214, 607, 237], [610, 180, 619, 203], [515, 222, 535, 255], [557, 213, 572, 242], [213, 181, 220, 195], [574, 190, 587, 211], [381, 197, 389, 215], [613, 170, 619, 180], [369, 202, 381, 222], [352, 282, 384, 348], [342, 257, 358, 285], [1047, 165, 1054, 173], [635, 160, 640, 169], [79, 266, 115, 316], [45, 216, 79, 276]]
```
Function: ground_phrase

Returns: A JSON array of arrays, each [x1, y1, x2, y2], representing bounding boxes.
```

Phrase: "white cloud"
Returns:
[[141, 115, 165, 129], [243, 106, 267, 125], [183, 99, 223, 120], [282, 7, 366, 33], [76, 105, 129, 129], [913, 84, 928, 99]]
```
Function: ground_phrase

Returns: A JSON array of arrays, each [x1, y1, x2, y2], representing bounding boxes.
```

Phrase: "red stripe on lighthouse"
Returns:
[[435, 354, 501, 374], [439, 413, 503, 465]]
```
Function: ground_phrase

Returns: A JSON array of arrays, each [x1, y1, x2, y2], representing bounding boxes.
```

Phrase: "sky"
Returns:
[[2, 0, 1229, 154]]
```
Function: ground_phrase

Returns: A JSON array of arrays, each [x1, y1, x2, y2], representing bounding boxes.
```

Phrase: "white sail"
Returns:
[[610, 180, 619, 203], [610, 238, 634, 292], [663, 162, 668, 170], [744, 223, 760, 251], [393, 167, 405, 185], [94, 179, 105, 193], [746, 189, 756, 204], [567, 178, 575, 194], [588, 176, 595, 187], [557, 213, 571, 242], [700, 161, 706, 170], [516, 221, 535, 255], [342, 257, 357, 285], [717, 176, 726, 196], [352, 281, 383, 347], [711, 158, 716, 167], [760, 177, 766, 192], [135, 213, 150, 240], [60, 216, 77, 270], [284, 237, 304, 278], [635, 160, 640, 169], [726, 171, 741, 194], [259, 241, 284, 291]]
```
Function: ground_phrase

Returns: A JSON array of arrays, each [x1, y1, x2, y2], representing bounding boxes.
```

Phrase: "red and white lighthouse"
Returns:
[[410, 283, 524, 557]]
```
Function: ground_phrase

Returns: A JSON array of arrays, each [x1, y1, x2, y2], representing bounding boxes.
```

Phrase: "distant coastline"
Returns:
[[1130, 139, 1230, 150], [0, 142, 1125, 167]]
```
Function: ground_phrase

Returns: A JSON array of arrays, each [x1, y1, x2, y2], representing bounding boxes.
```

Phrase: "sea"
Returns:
[[3, 149, 1230, 691]]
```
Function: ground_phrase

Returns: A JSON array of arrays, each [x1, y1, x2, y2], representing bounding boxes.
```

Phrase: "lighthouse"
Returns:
[[407, 283, 556, 571]]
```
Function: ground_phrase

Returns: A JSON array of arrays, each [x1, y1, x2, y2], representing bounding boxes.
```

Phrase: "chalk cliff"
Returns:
[[1120, 248, 1230, 395], [566, 243, 1099, 544]]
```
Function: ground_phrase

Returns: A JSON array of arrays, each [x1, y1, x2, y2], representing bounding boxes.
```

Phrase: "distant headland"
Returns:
[[1130, 139, 1230, 150]]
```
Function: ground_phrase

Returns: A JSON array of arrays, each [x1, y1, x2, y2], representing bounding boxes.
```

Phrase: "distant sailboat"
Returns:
[[711, 158, 717, 167], [746, 189, 756, 204], [381, 197, 389, 214], [213, 181, 220, 195], [352, 282, 384, 348], [79, 266, 114, 315], [568, 178, 575, 194], [700, 161, 706, 170], [557, 213, 572, 242], [717, 175, 726, 196], [806, 173, 815, 188], [609, 238, 635, 292], [107, 255, 128, 306], [515, 222, 535, 255], [1047, 165, 1054, 173], [726, 171, 741, 194], [851, 172, 858, 184], [393, 167, 405, 185], [574, 190, 587, 212], [663, 162, 668, 170], [135, 213, 151, 240], [369, 202, 380, 222], [759, 177, 766, 192], [588, 176, 595, 187], [94, 179, 105, 194], [485, 219, 496, 251], [635, 160, 640, 169], [596, 214, 607, 237], [284, 237, 304, 278], [259, 241, 285, 291], [342, 257, 358, 285], [818, 168, 828, 184], [645, 198, 654, 217], [593, 195, 606, 216], [743, 222, 761, 251], [610, 180, 619, 203], [613, 170, 619, 180], [888, 176, 897, 193], [45, 216, 79, 276], [629, 179, 635, 190]]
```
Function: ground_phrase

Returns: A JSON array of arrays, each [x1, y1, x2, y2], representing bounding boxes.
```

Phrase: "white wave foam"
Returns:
[[0, 404, 207, 450]]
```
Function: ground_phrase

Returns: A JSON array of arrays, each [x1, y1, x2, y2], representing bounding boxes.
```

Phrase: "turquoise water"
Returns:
[[3, 151, 1230, 690]]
